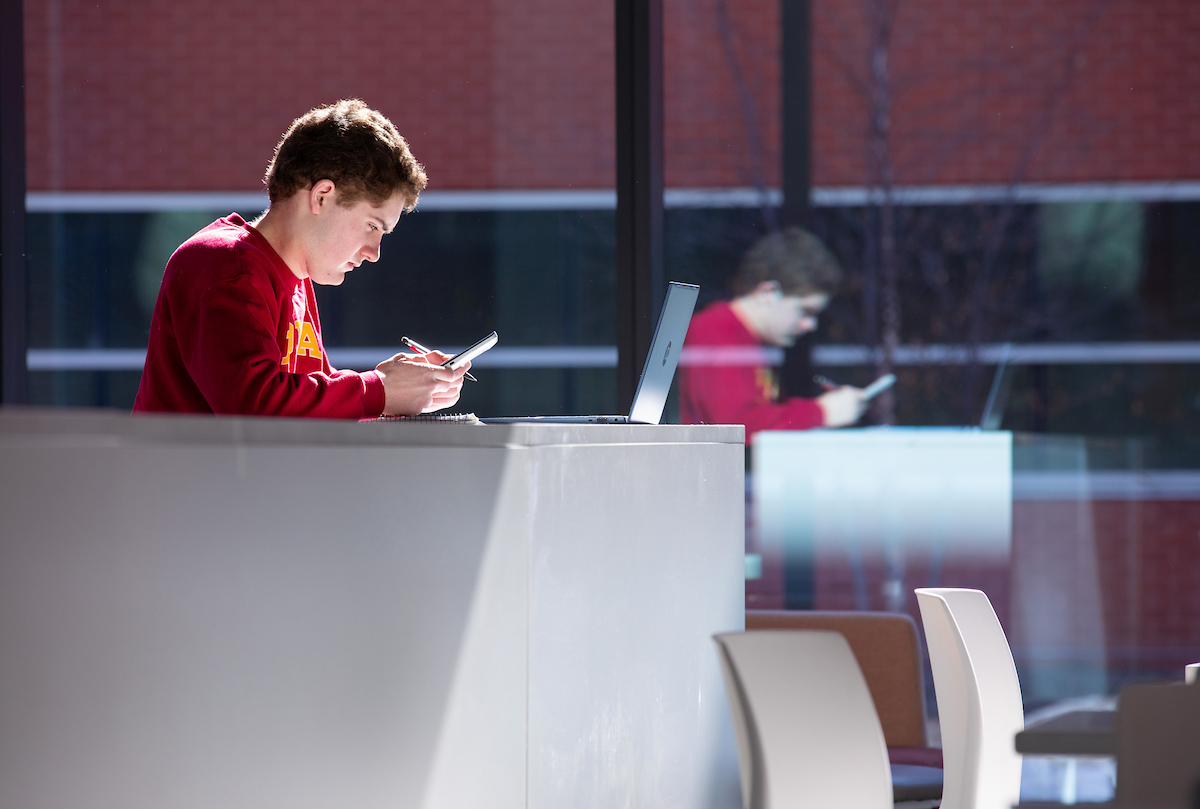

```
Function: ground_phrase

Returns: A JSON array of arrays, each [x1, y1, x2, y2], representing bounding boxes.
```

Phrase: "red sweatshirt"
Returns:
[[133, 215, 386, 418], [678, 300, 824, 443]]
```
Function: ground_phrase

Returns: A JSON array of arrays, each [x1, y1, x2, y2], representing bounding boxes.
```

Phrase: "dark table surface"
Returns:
[[1014, 709, 1117, 756]]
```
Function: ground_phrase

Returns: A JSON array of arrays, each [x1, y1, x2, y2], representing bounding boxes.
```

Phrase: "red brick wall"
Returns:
[[1090, 500, 1200, 657], [811, 0, 1200, 186], [664, 0, 781, 190], [22, 0, 1200, 192], [22, 0, 614, 192]]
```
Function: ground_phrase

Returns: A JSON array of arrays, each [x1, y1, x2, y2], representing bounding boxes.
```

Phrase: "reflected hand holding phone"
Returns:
[[814, 372, 896, 400]]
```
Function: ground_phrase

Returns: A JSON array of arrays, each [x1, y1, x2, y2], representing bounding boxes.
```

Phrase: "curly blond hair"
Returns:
[[732, 227, 843, 297], [264, 99, 427, 211]]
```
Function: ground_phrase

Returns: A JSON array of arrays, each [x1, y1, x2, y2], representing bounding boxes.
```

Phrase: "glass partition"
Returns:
[[747, 429, 1199, 693], [661, 1, 1198, 802], [745, 427, 1199, 801]]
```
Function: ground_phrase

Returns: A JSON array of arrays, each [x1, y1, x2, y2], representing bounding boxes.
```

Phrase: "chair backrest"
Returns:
[[745, 609, 928, 748], [1115, 681, 1200, 808], [713, 630, 892, 809], [915, 588, 1023, 809]]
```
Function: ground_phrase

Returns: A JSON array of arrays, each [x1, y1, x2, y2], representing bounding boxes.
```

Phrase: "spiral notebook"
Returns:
[[367, 413, 481, 424]]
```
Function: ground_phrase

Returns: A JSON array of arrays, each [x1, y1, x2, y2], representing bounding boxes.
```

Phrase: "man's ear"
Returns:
[[753, 280, 782, 297], [308, 179, 337, 215]]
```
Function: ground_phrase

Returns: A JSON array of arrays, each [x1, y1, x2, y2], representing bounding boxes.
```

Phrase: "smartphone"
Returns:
[[862, 373, 897, 400], [442, 331, 498, 370]]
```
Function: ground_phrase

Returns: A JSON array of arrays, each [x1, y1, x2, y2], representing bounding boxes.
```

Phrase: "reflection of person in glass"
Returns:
[[679, 227, 869, 443], [133, 99, 468, 419]]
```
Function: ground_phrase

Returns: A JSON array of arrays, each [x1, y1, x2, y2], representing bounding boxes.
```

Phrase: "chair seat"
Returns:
[[889, 746, 944, 769], [891, 763, 944, 803]]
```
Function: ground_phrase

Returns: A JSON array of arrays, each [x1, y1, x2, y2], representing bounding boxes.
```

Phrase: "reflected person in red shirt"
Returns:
[[679, 228, 868, 443]]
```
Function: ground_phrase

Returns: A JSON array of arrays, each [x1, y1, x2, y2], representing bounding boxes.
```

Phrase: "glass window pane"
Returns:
[[24, 1, 616, 416]]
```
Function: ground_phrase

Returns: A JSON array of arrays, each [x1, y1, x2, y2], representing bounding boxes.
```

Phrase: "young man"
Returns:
[[133, 99, 466, 419], [679, 227, 868, 443]]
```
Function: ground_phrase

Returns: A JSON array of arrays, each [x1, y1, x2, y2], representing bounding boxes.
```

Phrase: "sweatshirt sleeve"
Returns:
[[681, 360, 825, 444], [175, 268, 386, 419]]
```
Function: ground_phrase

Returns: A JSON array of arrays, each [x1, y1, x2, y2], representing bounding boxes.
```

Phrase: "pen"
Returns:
[[401, 336, 477, 382]]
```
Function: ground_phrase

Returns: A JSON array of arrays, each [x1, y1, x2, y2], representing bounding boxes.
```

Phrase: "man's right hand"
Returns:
[[817, 386, 869, 428], [375, 351, 469, 415]]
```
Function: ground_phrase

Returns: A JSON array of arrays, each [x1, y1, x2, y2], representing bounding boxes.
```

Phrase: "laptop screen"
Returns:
[[628, 282, 700, 424]]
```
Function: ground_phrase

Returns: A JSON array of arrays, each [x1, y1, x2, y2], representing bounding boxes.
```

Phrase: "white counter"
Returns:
[[0, 409, 745, 809]]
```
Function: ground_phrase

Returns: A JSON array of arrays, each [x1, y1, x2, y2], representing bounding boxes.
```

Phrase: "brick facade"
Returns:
[[22, 0, 1200, 192]]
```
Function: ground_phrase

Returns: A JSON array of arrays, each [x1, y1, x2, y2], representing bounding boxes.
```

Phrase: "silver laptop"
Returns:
[[483, 281, 699, 425]]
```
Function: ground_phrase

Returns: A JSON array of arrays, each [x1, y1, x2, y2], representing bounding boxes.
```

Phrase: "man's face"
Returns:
[[303, 187, 407, 286], [759, 290, 829, 347]]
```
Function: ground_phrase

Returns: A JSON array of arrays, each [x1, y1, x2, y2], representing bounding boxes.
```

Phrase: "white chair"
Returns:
[[914, 588, 1024, 809], [713, 629, 893, 809]]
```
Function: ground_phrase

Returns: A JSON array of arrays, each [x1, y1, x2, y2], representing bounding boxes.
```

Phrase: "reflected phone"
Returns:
[[442, 331, 498, 370], [862, 373, 897, 400]]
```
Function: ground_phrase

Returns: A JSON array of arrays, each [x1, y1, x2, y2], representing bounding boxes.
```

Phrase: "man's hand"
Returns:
[[375, 351, 469, 415], [817, 386, 869, 428]]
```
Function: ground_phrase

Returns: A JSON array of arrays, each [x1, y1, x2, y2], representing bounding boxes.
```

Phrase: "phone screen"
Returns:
[[442, 331, 498, 370]]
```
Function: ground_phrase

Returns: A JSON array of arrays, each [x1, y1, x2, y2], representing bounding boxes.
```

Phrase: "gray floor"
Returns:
[[922, 696, 1118, 804], [1020, 757, 1116, 804], [1021, 696, 1117, 804]]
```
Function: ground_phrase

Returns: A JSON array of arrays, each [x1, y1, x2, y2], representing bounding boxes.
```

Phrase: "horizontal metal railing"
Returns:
[[26, 181, 1200, 213], [26, 341, 1200, 371]]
